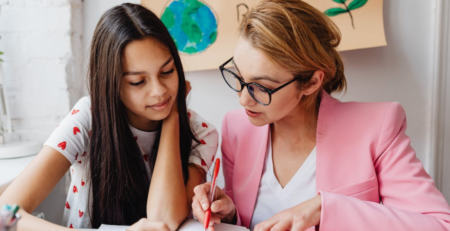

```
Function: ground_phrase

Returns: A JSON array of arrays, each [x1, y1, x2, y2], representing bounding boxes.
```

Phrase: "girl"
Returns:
[[0, 3, 218, 231], [191, 0, 450, 230]]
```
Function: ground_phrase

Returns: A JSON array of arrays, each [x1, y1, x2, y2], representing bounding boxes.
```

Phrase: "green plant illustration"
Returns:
[[0, 51, 3, 62], [324, 0, 368, 29]]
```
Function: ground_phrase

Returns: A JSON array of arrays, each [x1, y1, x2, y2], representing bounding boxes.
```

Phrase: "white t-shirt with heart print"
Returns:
[[44, 96, 219, 229]]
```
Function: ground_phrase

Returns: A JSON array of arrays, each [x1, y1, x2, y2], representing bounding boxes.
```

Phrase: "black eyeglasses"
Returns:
[[219, 57, 298, 106]]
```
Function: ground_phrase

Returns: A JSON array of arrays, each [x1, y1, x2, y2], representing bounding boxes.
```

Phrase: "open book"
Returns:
[[98, 219, 249, 231]]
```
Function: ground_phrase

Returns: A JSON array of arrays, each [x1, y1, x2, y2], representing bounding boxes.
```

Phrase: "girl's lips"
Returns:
[[245, 109, 261, 118], [149, 98, 170, 111]]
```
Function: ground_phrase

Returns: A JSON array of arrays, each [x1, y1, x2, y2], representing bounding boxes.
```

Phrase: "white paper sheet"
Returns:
[[178, 219, 249, 231], [98, 224, 129, 230], [97, 219, 249, 231]]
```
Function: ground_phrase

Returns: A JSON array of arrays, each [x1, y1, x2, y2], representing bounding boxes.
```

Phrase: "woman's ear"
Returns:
[[303, 70, 324, 96]]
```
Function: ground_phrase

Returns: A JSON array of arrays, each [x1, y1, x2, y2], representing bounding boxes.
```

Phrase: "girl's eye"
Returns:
[[161, 69, 175, 75], [130, 80, 144, 86]]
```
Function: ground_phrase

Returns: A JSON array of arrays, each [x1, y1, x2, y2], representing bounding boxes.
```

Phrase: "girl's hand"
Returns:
[[192, 183, 237, 231], [253, 195, 322, 231], [185, 80, 191, 98], [165, 80, 191, 122], [127, 219, 169, 231]]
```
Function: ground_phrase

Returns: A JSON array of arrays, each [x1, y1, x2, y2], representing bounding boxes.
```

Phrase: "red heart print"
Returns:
[[71, 168, 74, 174], [188, 112, 191, 118], [75, 153, 78, 160], [143, 154, 149, 162], [79, 210, 84, 218], [211, 155, 215, 161], [73, 127, 80, 135], [71, 109, 79, 115], [81, 151, 87, 157], [78, 161, 82, 164], [202, 122, 208, 128], [81, 179, 85, 186], [200, 140, 206, 145], [65, 201, 70, 209], [58, 141, 67, 150], [70, 224, 73, 228], [73, 185, 78, 193], [201, 159, 207, 166]]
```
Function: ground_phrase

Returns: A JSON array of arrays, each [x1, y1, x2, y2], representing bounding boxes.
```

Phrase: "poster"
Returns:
[[141, 0, 386, 71]]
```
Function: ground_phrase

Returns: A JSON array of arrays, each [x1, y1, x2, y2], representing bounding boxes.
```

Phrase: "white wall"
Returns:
[[0, 0, 84, 143]]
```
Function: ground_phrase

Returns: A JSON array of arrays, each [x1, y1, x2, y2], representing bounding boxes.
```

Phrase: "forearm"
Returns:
[[146, 113, 188, 230], [8, 209, 72, 231]]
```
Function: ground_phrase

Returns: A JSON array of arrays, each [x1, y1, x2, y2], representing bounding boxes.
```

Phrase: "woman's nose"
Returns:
[[239, 86, 257, 107]]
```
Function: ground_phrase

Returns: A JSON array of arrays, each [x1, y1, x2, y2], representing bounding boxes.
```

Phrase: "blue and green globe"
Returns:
[[161, 0, 218, 55]]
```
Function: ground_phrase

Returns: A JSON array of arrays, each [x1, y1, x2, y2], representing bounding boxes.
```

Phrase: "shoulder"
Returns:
[[222, 109, 265, 138], [187, 109, 217, 135], [326, 99, 404, 126], [187, 109, 219, 172]]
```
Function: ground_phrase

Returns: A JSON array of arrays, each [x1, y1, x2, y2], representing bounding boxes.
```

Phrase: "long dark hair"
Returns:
[[87, 3, 198, 228]]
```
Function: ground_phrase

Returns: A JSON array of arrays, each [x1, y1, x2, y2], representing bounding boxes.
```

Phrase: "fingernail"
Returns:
[[202, 203, 208, 210]]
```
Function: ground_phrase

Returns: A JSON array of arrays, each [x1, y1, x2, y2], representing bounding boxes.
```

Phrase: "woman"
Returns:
[[0, 3, 218, 231], [191, 0, 450, 230]]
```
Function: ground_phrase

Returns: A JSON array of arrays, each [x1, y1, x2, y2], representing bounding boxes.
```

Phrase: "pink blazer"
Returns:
[[221, 91, 450, 230]]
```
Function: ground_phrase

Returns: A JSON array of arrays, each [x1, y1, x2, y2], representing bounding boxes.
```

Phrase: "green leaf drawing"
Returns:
[[324, 7, 348, 17], [348, 0, 368, 10], [0, 51, 3, 55], [324, 0, 368, 29]]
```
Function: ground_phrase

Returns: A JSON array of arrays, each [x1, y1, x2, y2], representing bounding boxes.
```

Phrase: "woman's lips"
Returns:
[[245, 109, 261, 118], [149, 98, 170, 111]]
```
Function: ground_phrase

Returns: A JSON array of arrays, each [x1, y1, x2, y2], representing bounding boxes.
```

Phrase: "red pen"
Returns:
[[204, 158, 220, 231]]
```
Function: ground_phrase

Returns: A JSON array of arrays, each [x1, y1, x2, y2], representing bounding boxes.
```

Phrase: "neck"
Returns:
[[271, 104, 317, 143], [126, 111, 160, 132]]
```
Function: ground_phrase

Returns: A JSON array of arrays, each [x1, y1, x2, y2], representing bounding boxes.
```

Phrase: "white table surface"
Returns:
[[0, 155, 36, 194]]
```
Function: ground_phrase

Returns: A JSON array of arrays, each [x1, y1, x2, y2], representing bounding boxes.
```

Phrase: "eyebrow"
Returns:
[[122, 57, 174, 76], [233, 60, 281, 84]]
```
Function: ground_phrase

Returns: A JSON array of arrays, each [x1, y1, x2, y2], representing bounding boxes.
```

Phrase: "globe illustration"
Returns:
[[161, 0, 218, 55]]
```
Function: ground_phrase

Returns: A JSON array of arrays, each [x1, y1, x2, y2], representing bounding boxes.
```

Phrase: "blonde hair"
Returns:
[[239, 0, 347, 134]]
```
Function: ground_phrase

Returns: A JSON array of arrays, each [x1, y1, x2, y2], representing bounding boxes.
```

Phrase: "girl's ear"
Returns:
[[302, 70, 324, 96]]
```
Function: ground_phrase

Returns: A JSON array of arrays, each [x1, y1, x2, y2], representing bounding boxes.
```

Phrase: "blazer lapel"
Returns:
[[316, 90, 340, 192], [234, 124, 270, 228]]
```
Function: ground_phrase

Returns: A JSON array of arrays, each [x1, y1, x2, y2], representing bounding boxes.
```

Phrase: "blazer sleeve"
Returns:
[[221, 112, 242, 226], [318, 102, 450, 230]]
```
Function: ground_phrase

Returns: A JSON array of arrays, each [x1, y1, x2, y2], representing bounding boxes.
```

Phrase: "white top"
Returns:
[[44, 96, 219, 229], [250, 133, 316, 230]]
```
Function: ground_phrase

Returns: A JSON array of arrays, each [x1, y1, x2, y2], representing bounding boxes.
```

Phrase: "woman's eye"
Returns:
[[161, 69, 175, 75], [130, 80, 144, 86]]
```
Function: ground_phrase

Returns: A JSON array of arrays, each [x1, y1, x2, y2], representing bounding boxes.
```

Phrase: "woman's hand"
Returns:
[[192, 183, 237, 231], [127, 219, 169, 231], [253, 195, 322, 231]]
